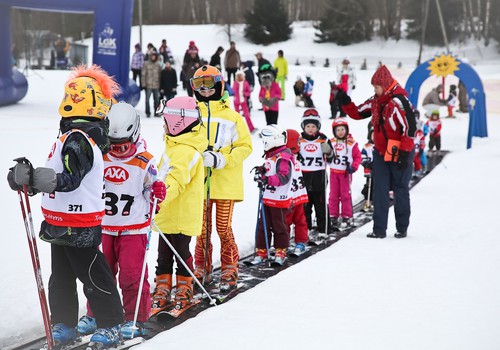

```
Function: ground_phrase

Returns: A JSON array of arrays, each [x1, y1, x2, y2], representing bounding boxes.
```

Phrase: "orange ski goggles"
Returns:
[[190, 74, 223, 91]]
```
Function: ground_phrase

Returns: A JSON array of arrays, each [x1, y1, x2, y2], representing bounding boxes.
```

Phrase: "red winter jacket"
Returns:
[[343, 84, 416, 155]]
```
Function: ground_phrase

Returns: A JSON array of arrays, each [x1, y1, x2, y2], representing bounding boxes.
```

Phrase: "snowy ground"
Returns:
[[1, 22, 500, 349]]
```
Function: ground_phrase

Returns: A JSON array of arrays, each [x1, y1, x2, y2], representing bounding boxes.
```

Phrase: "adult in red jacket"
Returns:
[[337, 65, 416, 239]]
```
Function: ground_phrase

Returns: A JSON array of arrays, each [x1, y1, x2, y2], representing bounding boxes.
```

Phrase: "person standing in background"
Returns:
[[274, 50, 288, 100], [130, 43, 144, 85], [210, 46, 224, 69], [142, 52, 162, 117], [160, 60, 178, 102], [224, 41, 241, 86]]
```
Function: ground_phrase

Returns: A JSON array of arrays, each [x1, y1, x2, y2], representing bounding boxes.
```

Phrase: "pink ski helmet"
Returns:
[[159, 96, 201, 136]]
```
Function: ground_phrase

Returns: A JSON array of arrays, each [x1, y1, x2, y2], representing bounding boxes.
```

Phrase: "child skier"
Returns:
[[293, 76, 305, 107], [152, 96, 208, 311], [232, 69, 255, 133], [426, 110, 442, 154], [328, 118, 362, 231], [77, 102, 167, 339], [413, 127, 426, 178], [8, 65, 124, 348], [258, 63, 282, 125], [447, 84, 457, 118], [298, 109, 333, 237], [284, 129, 309, 256], [253, 125, 294, 265], [303, 73, 315, 108], [191, 65, 252, 291]]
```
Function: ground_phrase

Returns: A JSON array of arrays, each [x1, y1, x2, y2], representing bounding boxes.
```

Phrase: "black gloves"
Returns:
[[397, 151, 411, 170], [361, 159, 373, 169], [253, 165, 268, 187], [336, 88, 351, 105]]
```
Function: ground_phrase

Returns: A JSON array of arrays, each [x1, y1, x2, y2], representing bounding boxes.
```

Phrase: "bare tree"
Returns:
[[483, 0, 491, 46]]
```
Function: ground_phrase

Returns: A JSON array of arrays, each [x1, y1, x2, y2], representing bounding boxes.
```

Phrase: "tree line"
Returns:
[[10, 0, 500, 55]]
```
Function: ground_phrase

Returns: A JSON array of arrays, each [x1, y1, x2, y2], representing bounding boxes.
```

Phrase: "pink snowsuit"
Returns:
[[328, 137, 361, 218], [232, 79, 254, 132]]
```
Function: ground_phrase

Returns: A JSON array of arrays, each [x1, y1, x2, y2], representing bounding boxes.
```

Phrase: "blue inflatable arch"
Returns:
[[0, 0, 140, 107], [404, 57, 487, 149]]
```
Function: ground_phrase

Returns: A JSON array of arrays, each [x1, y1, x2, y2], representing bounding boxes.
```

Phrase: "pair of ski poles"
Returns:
[[15, 162, 55, 350]]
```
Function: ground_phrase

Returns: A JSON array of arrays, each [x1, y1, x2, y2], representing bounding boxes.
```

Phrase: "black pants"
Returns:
[[226, 68, 237, 86], [49, 245, 124, 328], [429, 135, 441, 151], [264, 110, 279, 125], [156, 234, 193, 277], [131, 68, 141, 85], [304, 190, 327, 232], [304, 95, 315, 108]]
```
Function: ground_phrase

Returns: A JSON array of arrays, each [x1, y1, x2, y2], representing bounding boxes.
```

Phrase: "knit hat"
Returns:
[[371, 65, 394, 91]]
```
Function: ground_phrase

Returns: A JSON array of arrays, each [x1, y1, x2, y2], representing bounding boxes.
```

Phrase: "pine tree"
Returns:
[[314, 0, 370, 45], [244, 0, 292, 45]]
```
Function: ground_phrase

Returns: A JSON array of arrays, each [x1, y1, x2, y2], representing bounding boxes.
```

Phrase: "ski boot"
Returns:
[[272, 248, 287, 266], [77, 315, 97, 336], [293, 242, 306, 255], [249, 248, 269, 265], [342, 217, 354, 229], [328, 217, 340, 234], [174, 275, 194, 310], [193, 266, 212, 286], [120, 321, 147, 339], [88, 325, 121, 349], [151, 274, 172, 311], [220, 264, 238, 292], [52, 323, 77, 347]]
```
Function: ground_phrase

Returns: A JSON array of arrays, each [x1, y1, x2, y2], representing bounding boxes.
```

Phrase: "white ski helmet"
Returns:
[[260, 124, 286, 152], [107, 101, 141, 144]]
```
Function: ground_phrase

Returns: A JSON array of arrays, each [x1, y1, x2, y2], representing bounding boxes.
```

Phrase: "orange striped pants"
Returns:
[[194, 199, 239, 270]]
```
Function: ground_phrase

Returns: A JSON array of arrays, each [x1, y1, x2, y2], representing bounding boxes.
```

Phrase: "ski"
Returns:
[[150, 300, 175, 318], [85, 337, 144, 350], [243, 256, 268, 266], [270, 258, 287, 267], [155, 299, 201, 319], [289, 245, 310, 257]]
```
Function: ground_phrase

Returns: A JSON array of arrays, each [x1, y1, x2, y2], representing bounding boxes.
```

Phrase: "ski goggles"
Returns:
[[303, 109, 319, 117], [161, 106, 201, 136], [190, 74, 223, 91]]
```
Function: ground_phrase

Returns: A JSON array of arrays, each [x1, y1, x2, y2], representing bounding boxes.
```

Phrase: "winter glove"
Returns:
[[253, 165, 266, 177], [151, 180, 167, 202], [347, 165, 356, 174], [336, 88, 351, 105], [32, 167, 57, 193], [352, 85, 356, 90], [12, 161, 34, 187], [202, 151, 226, 169], [7, 168, 21, 191], [253, 173, 268, 187], [396, 151, 411, 170], [320, 142, 334, 156], [361, 159, 373, 169]]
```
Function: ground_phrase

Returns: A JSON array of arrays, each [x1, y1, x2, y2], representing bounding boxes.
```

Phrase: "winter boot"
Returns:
[[274, 248, 288, 265], [77, 315, 97, 335], [193, 265, 212, 286], [328, 217, 339, 234], [220, 264, 238, 291], [90, 325, 121, 347], [152, 274, 172, 310], [120, 321, 147, 339], [52, 323, 77, 346], [174, 275, 194, 310], [394, 231, 407, 239], [367, 232, 386, 239]]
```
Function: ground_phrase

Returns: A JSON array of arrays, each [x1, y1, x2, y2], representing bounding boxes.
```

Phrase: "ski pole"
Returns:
[[260, 187, 271, 261], [152, 222, 217, 306], [253, 186, 264, 253], [324, 154, 329, 235], [17, 183, 54, 350], [365, 175, 372, 210], [202, 102, 212, 285], [130, 197, 158, 338]]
